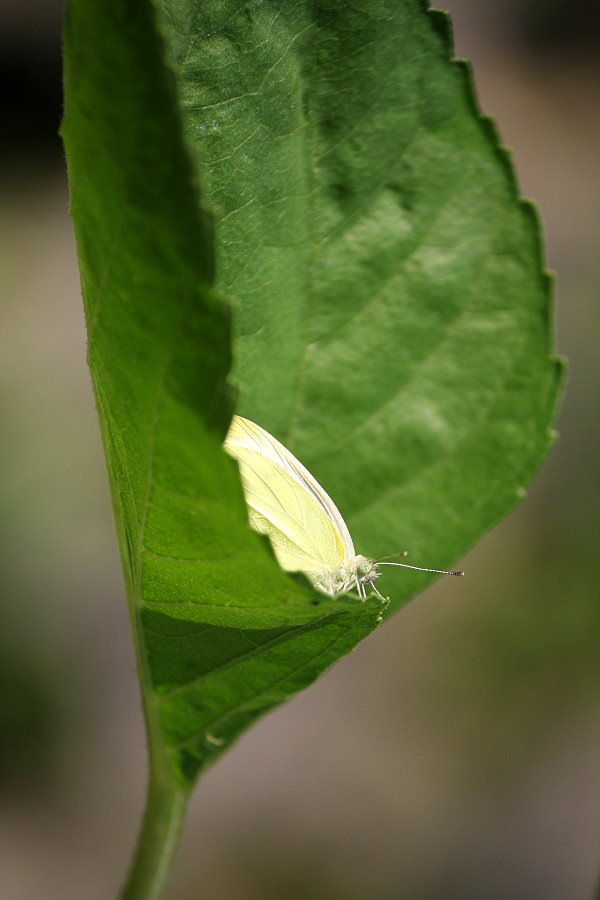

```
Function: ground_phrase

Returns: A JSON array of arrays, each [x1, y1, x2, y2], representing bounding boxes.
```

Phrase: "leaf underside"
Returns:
[[63, 0, 563, 787]]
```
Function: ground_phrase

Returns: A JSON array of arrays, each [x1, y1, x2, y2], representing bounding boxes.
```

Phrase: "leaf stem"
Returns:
[[120, 765, 189, 900]]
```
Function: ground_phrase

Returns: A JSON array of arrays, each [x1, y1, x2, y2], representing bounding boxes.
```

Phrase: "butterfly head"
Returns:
[[353, 555, 379, 582], [335, 555, 382, 600]]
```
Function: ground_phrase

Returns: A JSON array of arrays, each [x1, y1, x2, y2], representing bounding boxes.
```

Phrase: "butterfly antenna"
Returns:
[[378, 562, 464, 576], [378, 550, 409, 561]]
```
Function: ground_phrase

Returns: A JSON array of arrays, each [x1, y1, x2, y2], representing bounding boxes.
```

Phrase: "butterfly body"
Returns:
[[224, 415, 463, 599]]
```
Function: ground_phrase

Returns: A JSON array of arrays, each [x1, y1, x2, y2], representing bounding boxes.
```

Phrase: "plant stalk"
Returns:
[[119, 765, 189, 900]]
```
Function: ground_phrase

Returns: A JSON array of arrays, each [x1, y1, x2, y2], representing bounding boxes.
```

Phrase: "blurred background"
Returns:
[[1, 0, 599, 897]]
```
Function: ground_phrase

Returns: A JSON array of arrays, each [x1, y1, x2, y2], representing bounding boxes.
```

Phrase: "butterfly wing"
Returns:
[[224, 416, 351, 579], [226, 416, 355, 559]]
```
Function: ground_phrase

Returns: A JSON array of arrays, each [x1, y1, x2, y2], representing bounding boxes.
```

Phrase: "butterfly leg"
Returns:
[[370, 580, 387, 602]]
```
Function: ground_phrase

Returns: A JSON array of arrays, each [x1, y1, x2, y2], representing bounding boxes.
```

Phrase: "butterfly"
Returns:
[[224, 415, 463, 600]]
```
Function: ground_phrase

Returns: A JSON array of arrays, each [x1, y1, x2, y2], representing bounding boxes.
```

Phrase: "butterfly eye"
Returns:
[[356, 557, 375, 578]]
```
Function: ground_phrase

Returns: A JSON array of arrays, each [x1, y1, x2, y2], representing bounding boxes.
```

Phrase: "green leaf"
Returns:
[[61, 0, 385, 807], [157, 0, 564, 610], [62, 0, 562, 894]]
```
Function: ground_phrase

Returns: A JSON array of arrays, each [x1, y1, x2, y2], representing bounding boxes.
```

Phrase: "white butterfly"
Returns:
[[224, 415, 463, 600]]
